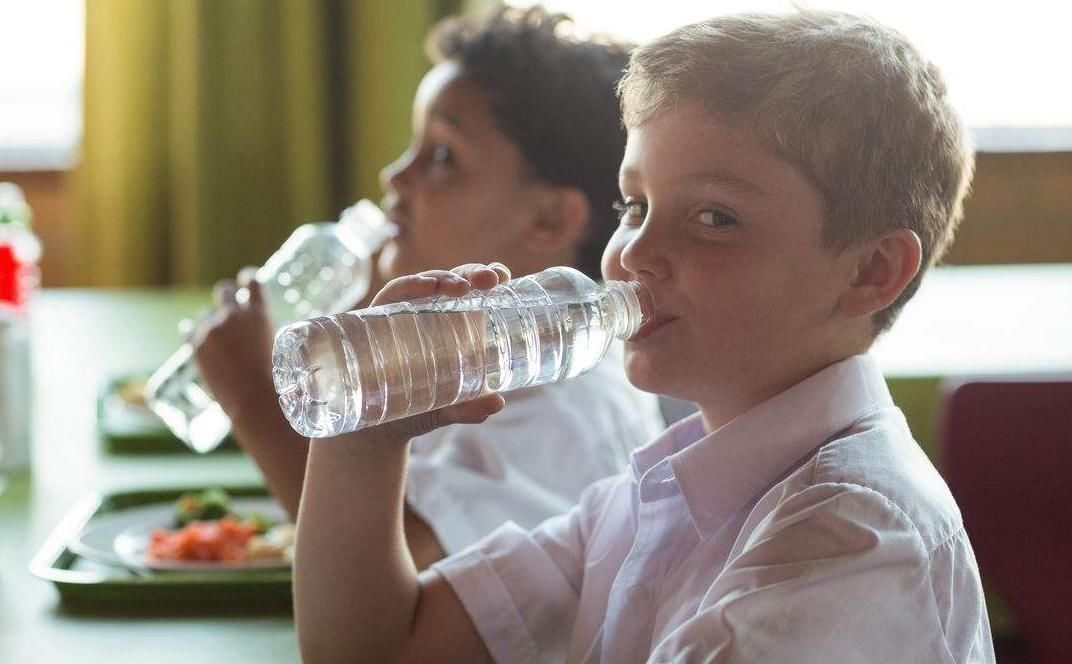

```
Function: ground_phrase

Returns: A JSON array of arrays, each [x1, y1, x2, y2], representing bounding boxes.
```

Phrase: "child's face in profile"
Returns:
[[602, 102, 859, 427], [378, 61, 549, 281]]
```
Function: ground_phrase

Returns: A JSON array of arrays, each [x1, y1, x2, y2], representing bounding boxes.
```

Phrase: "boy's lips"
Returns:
[[629, 313, 677, 343], [382, 198, 410, 235]]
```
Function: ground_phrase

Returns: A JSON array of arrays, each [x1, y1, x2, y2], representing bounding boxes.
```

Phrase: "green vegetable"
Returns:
[[172, 488, 233, 528], [242, 512, 273, 535], [170, 488, 278, 532]]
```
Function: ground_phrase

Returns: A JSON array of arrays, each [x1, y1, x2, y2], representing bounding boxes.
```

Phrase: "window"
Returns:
[[510, 0, 1072, 150], [0, 0, 84, 171]]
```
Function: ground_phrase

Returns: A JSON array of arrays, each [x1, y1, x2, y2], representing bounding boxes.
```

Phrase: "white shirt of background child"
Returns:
[[406, 341, 665, 554]]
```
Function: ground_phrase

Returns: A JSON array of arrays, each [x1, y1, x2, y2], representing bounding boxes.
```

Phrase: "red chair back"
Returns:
[[938, 377, 1072, 664]]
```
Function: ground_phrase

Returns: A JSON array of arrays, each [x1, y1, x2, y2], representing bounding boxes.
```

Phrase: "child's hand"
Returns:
[[357, 262, 511, 444], [191, 267, 276, 417]]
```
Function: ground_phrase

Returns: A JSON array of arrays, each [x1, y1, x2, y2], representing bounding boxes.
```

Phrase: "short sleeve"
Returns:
[[406, 359, 662, 554], [432, 476, 625, 664], [649, 483, 962, 664]]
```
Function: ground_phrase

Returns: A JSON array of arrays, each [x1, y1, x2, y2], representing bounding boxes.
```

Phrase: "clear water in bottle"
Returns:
[[145, 200, 394, 453], [272, 266, 651, 438]]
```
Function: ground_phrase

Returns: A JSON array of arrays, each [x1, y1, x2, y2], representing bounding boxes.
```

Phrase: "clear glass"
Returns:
[[144, 200, 394, 453], [272, 266, 652, 438]]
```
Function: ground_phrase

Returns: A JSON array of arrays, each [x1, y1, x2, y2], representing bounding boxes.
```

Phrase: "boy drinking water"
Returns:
[[295, 10, 994, 662], [193, 6, 663, 570]]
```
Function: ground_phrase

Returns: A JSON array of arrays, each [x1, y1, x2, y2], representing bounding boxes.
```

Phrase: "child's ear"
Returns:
[[524, 186, 589, 254], [839, 228, 922, 318]]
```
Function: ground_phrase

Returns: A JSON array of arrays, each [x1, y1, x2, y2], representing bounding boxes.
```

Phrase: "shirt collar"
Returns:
[[633, 354, 894, 538]]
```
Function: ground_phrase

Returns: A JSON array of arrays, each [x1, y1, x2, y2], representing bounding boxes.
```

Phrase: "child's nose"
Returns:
[[379, 151, 415, 194], [619, 220, 670, 282]]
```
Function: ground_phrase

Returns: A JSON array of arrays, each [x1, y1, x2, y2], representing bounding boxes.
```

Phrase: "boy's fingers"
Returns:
[[441, 393, 507, 425], [236, 266, 264, 309], [363, 393, 506, 443], [488, 262, 512, 283], [213, 280, 238, 309], [183, 306, 215, 345], [449, 262, 508, 290], [368, 263, 512, 308], [178, 317, 197, 341], [371, 270, 468, 306]]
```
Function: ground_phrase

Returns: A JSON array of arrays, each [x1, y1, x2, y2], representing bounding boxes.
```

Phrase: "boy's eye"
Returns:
[[697, 209, 739, 228], [431, 144, 454, 166], [612, 199, 647, 225]]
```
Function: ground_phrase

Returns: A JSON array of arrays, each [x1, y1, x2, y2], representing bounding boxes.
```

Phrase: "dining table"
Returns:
[[0, 289, 300, 663], [1, 263, 1070, 662]]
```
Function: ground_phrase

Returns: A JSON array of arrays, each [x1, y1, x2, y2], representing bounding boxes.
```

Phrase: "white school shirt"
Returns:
[[433, 354, 995, 663], [406, 342, 666, 554]]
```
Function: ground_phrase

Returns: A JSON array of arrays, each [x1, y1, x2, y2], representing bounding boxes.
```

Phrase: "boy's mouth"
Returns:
[[381, 196, 410, 236], [628, 313, 676, 343]]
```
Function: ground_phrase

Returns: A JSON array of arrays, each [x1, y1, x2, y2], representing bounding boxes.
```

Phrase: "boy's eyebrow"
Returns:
[[618, 168, 766, 198], [684, 170, 766, 198]]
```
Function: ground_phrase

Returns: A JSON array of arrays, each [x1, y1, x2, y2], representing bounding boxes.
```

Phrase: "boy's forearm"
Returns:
[[225, 383, 308, 520], [295, 432, 420, 663], [224, 378, 449, 573]]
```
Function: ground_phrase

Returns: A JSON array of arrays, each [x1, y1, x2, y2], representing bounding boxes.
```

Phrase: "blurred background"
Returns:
[[0, 1, 1068, 661], [0, 0, 1069, 291]]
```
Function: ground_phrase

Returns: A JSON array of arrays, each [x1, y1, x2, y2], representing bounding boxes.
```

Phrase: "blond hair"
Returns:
[[619, 10, 974, 332]]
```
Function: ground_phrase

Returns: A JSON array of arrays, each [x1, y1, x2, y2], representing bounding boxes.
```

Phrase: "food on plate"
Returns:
[[114, 376, 149, 408], [247, 524, 296, 562], [147, 489, 295, 563], [149, 516, 258, 562], [173, 488, 235, 527]]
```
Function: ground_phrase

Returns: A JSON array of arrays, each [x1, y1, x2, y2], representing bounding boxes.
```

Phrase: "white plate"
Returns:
[[70, 497, 290, 572]]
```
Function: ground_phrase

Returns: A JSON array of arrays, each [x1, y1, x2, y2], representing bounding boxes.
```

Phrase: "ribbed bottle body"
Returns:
[[273, 266, 648, 438]]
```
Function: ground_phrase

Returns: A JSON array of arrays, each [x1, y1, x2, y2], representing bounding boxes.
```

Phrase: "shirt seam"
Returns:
[[806, 480, 959, 664], [924, 523, 975, 664]]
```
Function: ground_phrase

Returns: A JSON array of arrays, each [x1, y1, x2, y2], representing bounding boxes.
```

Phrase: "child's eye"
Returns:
[[612, 199, 647, 225], [697, 209, 739, 228], [430, 144, 454, 166]]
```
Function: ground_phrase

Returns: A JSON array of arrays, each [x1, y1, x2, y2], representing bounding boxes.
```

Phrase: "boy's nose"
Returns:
[[619, 221, 671, 282]]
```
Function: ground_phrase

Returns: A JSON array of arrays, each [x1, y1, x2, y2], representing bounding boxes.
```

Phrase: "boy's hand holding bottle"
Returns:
[[339, 262, 513, 446], [190, 267, 277, 421]]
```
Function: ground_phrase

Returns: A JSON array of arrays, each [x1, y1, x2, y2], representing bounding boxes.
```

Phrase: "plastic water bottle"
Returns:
[[145, 200, 395, 453], [272, 266, 652, 438], [0, 182, 41, 475]]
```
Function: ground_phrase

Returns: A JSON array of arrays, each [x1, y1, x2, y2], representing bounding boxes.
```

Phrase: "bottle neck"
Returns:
[[338, 199, 397, 256], [603, 280, 653, 340]]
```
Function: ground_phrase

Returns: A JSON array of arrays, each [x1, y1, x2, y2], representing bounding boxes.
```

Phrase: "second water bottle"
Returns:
[[145, 200, 394, 452]]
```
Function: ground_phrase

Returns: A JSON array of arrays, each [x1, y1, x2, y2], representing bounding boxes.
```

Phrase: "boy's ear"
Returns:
[[523, 186, 590, 254], [838, 228, 922, 318]]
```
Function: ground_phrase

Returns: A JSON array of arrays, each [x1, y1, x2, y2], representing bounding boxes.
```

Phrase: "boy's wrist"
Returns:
[[220, 378, 280, 427]]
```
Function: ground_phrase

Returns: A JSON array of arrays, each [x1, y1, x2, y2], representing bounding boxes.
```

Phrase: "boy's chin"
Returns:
[[623, 354, 670, 395]]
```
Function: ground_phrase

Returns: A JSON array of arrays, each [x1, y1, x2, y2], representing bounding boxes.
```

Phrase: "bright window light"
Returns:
[[509, 0, 1072, 130], [0, 0, 84, 170]]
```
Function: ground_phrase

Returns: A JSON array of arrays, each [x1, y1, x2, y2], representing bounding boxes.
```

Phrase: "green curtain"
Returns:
[[77, 0, 460, 287]]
